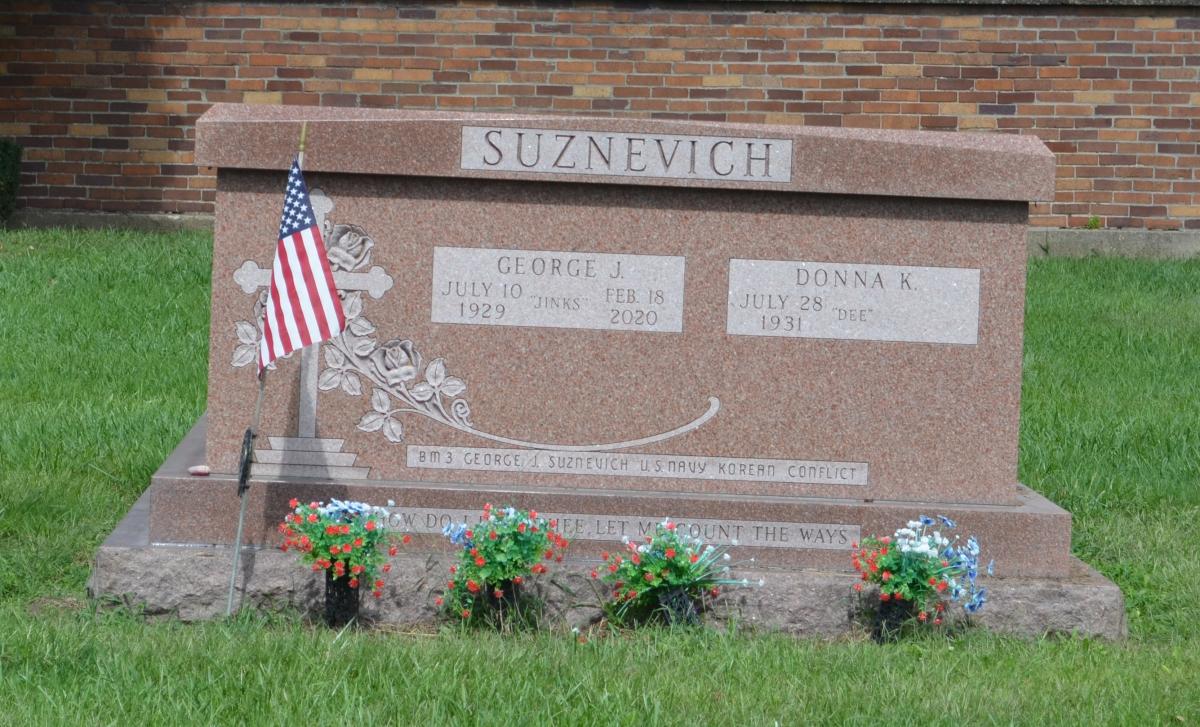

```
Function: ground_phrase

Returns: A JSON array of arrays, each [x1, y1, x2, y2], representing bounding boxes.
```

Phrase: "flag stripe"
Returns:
[[278, 235, 314, 346], [299, 226, 343, 336], [266, 265, 292, 354], [289, 229, 331, 342]]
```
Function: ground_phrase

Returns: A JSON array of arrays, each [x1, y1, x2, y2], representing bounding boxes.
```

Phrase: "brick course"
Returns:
[[1, 2, 1198, 229]]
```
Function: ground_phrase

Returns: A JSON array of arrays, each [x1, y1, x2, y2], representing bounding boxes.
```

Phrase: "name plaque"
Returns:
[[386, 506, 859, 551], [431, 246, 686, 332], [727, 259, 981, 345], [461, 126, 793, 183], [408, 446, 868, 486]]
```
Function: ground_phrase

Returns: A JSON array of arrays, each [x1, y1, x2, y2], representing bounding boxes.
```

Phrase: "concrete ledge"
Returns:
[[11, 209, 214, 232], [1028, 229, 1200, 259], [89, 500, 1126, 640]]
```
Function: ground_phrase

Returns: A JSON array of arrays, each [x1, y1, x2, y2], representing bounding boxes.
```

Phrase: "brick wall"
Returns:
[[1, 2, 1198, 229]]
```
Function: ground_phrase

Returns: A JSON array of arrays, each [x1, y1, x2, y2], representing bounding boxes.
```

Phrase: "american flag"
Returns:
[[258, 159, 346, 375]]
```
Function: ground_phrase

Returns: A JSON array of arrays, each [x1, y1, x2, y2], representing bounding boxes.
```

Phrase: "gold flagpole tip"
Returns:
[[298, 121, 309, 153]]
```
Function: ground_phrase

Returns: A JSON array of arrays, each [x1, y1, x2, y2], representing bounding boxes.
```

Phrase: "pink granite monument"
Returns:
[[91, 105, 1124, 637]]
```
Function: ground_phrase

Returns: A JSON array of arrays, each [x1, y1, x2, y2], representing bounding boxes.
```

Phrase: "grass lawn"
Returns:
[[1, 228, 1198, 725]]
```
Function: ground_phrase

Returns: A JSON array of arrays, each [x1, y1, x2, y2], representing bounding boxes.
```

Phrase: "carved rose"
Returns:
[[324, 222, 373, 272], [370, 339, 421, 386]]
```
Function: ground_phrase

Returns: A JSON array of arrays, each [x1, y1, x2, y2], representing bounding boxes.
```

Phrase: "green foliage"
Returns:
[[596, 520, 755, 626], [438, 505, 568, 624], [279, 499, 398, 597], [1085, 215, 1103, 230], [0, 138, 20, 225]]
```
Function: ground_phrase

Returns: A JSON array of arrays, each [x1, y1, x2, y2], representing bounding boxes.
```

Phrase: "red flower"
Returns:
[[934, 617, 943, 625], [936, 602, 946, 612], [513, 576, 523, 585], [329, 545, 339, 555], [465, 530, 474, 539], [348, 578, 359, 588], [383, 564, 391, 573], [860, 572, 869, 581], [365, 520, 376, 532], [309, 501, 318, 509], [493, 589, 504, 599], [880, 546, 889, 556], [936, 580, 948, 592], [666, 522, 677, 531], [341, 525, 351, 535], [375, 580, 384, 589], [531, 526, 539, 533], [853, 583, 863, 592], [665, 548, 676, 559], [644, 572, 654, 583], [850, 540, 858, 548], [448, 580, 456, 589], [880, 592, 891, 602], [600, 551, 609, 561], [709, 587, 720, 598], [289, 498, 300, 508], [310, 563, 320, 572], [549, 519, 558, 528], [918, 611, 928, 622], [489, 530, 497, 541], [354, 538, 364, 547], [435, 597, 444, 606], [388, 546, 398, 556], [631, 554, 640, 565], [466, 579, 479, 593], [470, 548, 478, 556], [474, 556, 486, 567], [852, 558, 861, 571], [518, 523, 526, 533], [342, 543, 352, 553], [351, 565, 364, 575], [880, 570, 891, 582], [450, 565, 457, 574], [372, 590, 382, 598], [483, 503, 492, 512], [529, 510, 538, 519], [690, 554, 699, 564], [929, 577, 937, 585], [544, 549, 554, 560], [401, 534, 412, 545], [461, 609, 470, 619], [590, 570, 599, 579], [307, 513, 318, 523]]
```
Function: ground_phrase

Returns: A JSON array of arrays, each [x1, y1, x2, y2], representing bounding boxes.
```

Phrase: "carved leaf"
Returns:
[[352, 337, 377, 357], [426, 358, 446, 388], [348, 316, 376, 336], [235, 321, 258, 345], [318, 368, 342, 391], [343, 291, 363, 319], [341, 372, 362, 396], [324, 346, 346, 369], [357, 412, 386, 432], [383, 418, 404, 443], [410, 382, 435, 402], [370, 388, 390, 414], [231, 344, 256, 368], [440, 377, 466, 398]]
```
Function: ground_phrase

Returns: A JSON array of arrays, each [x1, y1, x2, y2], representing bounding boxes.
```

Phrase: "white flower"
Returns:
[[637, 544, 648, 553], [757, 578, 765, 587], [722, 553, 731, 561], [621, 536, 630, 544], [386, 499, 396, 507]]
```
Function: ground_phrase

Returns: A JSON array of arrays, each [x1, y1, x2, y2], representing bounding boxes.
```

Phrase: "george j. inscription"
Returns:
[[461, 126, 793, 183], [386, 506, 858, 550], [408, 446, 868, 486], [431, 246, 686, 332], [727, 259, 981, 345]]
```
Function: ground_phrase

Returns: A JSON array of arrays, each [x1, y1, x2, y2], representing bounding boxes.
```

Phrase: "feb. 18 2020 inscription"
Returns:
[[431, 246, 685, 332], [727, 259, 981, 345]]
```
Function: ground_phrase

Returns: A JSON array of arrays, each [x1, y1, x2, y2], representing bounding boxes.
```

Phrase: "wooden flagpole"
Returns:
[[225, 121, 308, 617]]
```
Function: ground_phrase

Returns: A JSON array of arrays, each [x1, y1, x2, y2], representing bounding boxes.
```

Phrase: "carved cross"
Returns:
[[233, 189, 394, 438]]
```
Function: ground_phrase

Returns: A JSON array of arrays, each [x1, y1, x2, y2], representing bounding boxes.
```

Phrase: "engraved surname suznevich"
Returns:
[[727, 259, 981, 345], [460, 126, 793, 183], [431, 246, 685, 333]]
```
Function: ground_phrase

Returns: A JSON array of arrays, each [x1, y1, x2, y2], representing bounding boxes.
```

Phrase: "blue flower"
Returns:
[[919, 515, 936, 526], [938, 515, 957, 529], [442, 522, 473, 548], [986, 559, 995, 576], [966, 536, 980, 556]]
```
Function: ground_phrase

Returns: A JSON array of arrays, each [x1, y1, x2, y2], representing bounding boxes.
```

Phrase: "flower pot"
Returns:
[[871, 598, 915, 642], [657, 587, 700, 626], [324, 571, 360, 628]]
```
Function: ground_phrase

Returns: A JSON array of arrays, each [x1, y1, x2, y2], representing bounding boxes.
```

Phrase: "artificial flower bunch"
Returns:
[[278, 498, 408, 598], [437, 504, 568, 621], [853, 515, 992, 625], [595, 518, 760, 625]]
